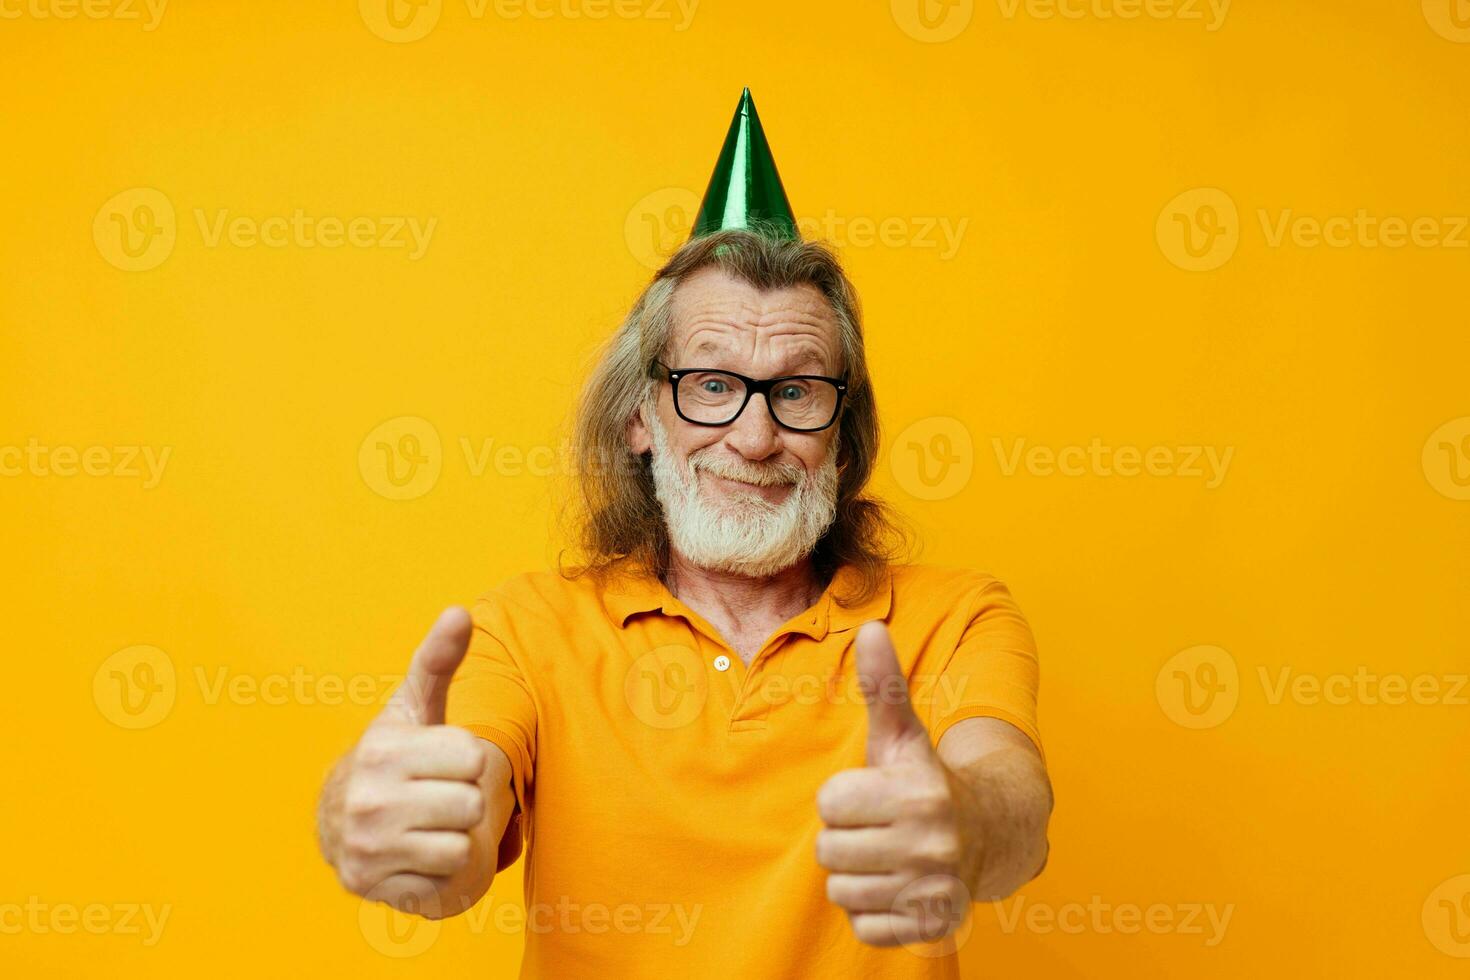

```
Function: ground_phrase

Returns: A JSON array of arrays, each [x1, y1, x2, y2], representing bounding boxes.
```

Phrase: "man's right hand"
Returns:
[[317, 607, 505, 916]]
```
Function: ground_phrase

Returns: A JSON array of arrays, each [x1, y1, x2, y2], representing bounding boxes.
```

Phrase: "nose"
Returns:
[[722, 391, 782, 461]]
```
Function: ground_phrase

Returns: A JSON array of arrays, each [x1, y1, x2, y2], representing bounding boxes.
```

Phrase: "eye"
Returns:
[[700, 379, 731, 395], [775, 384, 808, 401]]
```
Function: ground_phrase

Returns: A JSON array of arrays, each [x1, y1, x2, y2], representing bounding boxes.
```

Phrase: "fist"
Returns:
[[816, 621, 975, 948], [325, 607, 489, 914]]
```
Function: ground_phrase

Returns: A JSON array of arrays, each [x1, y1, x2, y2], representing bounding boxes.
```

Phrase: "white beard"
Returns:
[[647, 406, 840, 578]]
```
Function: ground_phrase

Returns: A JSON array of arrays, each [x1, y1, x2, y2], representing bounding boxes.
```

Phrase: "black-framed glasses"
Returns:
[[652, 360, 848, 433]]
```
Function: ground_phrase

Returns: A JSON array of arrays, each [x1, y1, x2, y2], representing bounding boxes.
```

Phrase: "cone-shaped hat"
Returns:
[[690, 88, 798, 241]]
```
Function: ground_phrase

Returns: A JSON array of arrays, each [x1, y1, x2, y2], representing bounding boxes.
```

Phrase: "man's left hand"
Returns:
[[816, 621, 979, 948]]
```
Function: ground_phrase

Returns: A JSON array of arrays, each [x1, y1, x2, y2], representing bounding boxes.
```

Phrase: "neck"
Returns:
[[664, 549, 826, 624]]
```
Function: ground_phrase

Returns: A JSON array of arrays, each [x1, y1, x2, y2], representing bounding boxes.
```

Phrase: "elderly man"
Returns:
[[316, 90, 1051, 978]]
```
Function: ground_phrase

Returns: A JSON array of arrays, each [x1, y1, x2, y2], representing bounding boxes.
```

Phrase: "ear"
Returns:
[[626, 397, 653, 456]]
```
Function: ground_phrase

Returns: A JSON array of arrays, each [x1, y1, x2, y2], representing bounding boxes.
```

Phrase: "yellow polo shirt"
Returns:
[[446, 557, 1042, 979]]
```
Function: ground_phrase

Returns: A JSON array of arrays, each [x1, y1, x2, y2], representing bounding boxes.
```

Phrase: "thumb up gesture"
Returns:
[[318, 608, 491, 914], [816, 622, 977, 948]]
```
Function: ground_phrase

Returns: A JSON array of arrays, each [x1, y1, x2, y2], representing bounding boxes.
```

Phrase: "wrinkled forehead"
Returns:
[[666, 267, 843, 376]]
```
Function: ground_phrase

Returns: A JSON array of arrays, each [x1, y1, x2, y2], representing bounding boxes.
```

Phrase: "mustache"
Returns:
[[691, 454, 803, 487]]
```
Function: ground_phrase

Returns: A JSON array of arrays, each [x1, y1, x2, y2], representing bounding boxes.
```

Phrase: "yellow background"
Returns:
[[3, 0, 1468, 976]]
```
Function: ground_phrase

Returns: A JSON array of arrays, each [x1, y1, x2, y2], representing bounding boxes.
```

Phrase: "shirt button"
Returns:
[[713, 655, 731, 672]]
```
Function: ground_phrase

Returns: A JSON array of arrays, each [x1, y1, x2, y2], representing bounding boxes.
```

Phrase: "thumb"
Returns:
[[380, 606, 473, 727], [855, 620, 930, 767]]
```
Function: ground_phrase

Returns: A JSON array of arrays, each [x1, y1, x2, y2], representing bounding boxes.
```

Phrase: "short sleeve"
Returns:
[[927, 577, 1044, 761], [445, 594, 537, 872]]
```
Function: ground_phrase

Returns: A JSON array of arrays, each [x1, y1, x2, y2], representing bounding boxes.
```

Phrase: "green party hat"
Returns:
[[690, 88, 799, 241]]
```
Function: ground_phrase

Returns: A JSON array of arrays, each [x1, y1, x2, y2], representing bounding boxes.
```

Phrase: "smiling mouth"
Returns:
[[702, 470, 794, 501]]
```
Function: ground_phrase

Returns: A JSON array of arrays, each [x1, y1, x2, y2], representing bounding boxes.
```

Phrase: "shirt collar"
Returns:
[[600, 557, 892, 641]]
